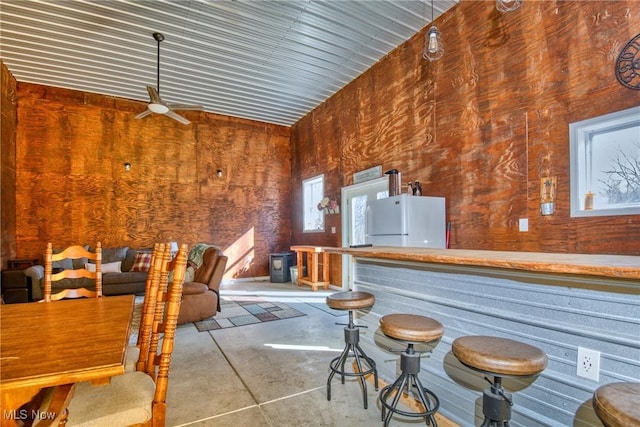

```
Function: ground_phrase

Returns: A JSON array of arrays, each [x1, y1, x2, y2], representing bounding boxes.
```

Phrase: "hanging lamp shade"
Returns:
[[423, 26, 444, 61], [496, 0, 522, 12]]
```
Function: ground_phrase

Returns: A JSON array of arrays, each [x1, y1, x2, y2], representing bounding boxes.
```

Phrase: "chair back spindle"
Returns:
[[135, 243, 167, 372], [145, 242, 173, 377], [149, 243, 188, 424]]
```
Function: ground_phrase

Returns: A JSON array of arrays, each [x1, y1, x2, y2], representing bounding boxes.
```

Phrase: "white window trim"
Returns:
[[569, 105, 640, 218], [303, 174, 325, 232]]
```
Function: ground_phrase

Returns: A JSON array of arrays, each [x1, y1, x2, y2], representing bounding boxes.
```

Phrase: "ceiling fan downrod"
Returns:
[[135, 31, 203, 124], [153, 32, 164, 94]]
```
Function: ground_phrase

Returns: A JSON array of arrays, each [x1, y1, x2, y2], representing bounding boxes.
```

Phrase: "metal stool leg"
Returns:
[[412, 374, 439, 426], [380, 371, 409, 425], [327, 310, 378, 409], [356, 342, 379, 390], [379, 344, 440, 426]]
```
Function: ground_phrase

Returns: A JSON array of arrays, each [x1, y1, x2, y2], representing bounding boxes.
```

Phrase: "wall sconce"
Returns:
[[496, 0, 522, 13], [423, 0, 444, 61], [216, 169, 223, 178], [124, 162, 131, 172]]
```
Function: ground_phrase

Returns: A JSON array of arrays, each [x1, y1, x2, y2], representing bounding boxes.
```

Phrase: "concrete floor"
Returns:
[[164, 279, 440, 427]]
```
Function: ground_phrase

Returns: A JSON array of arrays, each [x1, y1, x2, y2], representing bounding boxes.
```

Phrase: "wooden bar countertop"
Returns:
[[323, 246, 639, 280]]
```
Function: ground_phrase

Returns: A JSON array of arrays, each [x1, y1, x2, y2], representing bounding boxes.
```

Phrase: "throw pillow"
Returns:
[[122, 248, 152, 272], [131, 252, 152, 272], [85, 261, 122, 274]]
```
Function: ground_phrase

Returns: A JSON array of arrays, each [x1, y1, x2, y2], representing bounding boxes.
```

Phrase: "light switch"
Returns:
[[519, 218, 528, 232], [331, 227, 336, 234]]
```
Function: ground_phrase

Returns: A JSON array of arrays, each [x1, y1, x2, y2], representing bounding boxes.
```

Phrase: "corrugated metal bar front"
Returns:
[[351, 259, 639, 427]]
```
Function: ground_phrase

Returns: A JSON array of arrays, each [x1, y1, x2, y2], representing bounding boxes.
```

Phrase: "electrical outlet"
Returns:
[[519, 218, 529, 232], [577, 347, 600, 381]]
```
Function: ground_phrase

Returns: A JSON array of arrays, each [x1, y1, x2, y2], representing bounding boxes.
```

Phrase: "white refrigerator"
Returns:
[[366, 194, 446, 248]]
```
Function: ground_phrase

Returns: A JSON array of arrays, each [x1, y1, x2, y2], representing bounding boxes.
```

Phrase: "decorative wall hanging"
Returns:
[[615, 33, 640, 90], [317, 197, 340, 215]]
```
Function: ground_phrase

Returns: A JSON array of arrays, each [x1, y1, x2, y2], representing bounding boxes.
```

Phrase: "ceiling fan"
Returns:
[[135, 32, 203, 125]]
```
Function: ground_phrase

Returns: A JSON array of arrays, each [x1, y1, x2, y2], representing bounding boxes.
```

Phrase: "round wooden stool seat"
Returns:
[[452, 335, 547, 377], [378, 313, 444, 425], [593, 382, 640, 427], [326, 291, 375, 311], [325, 290, 378, 409], [379, 314, 444, 343]]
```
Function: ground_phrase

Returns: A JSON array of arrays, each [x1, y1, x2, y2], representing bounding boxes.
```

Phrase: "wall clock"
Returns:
[[615, 33, 640, 90]]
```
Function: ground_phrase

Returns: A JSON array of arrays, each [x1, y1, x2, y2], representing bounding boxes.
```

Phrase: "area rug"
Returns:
[[194, 297, 307, 332]]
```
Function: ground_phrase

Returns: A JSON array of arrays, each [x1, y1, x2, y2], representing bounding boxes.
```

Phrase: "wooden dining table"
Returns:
[[0, 295, 135, 426]]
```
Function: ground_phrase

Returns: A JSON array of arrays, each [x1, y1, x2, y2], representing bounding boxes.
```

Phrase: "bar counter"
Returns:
[[323, 246, 639, 426], [325, 246, 639, 280]]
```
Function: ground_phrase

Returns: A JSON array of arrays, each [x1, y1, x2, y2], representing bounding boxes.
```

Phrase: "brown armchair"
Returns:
[[177, 246, 228, 324]]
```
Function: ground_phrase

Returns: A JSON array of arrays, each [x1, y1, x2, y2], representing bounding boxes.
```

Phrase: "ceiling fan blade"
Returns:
[[134, 109, 153, 119], [165, 110, 191, 125], [167, 103, 204, 111], [146, 85, 162, 104]]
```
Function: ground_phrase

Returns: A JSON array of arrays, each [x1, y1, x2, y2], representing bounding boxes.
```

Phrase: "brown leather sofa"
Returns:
[[177, 245, 228, 325]]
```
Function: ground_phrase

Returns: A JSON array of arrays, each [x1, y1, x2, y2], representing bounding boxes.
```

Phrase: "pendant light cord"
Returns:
[[431, 0, 434, 23]]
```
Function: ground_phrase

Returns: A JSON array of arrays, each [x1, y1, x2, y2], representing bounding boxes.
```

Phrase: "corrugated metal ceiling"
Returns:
[[0, 0, 457, 126]]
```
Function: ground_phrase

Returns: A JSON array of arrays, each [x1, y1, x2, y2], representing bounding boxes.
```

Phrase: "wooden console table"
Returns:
[[290, 246, 330, 291]]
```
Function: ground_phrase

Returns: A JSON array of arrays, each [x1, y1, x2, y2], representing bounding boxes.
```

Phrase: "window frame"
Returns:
[[569, 105, 640, 218], [302, 174, 325, 233]]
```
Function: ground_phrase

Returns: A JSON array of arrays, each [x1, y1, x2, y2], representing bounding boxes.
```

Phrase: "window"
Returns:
[[348, 188, 388, 246], [570, 106, 640, 217], [303, 174, 324, 232]]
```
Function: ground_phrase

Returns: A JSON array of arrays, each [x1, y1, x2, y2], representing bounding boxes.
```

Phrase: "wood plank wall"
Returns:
[[6, 80, 291, 278], [2, 1, 639, 281], [291, 0, 640, 257], [1, 61, 18, 269]]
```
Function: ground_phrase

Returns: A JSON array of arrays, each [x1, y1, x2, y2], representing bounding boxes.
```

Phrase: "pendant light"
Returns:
[[423, 0, 444, 61], [496, 0, 522, 13]]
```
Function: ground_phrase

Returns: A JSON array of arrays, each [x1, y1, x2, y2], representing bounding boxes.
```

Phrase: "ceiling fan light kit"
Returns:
[[135, 32, 203, 125], [148, 103, 170, 114]]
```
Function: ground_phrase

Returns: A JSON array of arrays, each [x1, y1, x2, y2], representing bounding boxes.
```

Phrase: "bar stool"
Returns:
[[326, 291, 379, 409], [593, 382, 640, 427], [452, 336, 547, 427], [378, 314, 444, 427]]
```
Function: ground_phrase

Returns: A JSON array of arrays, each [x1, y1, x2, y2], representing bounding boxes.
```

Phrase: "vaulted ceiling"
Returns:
[[0, 0, 457, 126]]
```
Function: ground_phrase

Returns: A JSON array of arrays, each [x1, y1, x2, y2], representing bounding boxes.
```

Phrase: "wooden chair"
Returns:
[[43, 242, 102, 301], [64, 243, 188, 427], [19, 383, 75, 427], [21, 243, 104, 425], [125, 243, 169, 373], [143, 242, 174, 377]]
